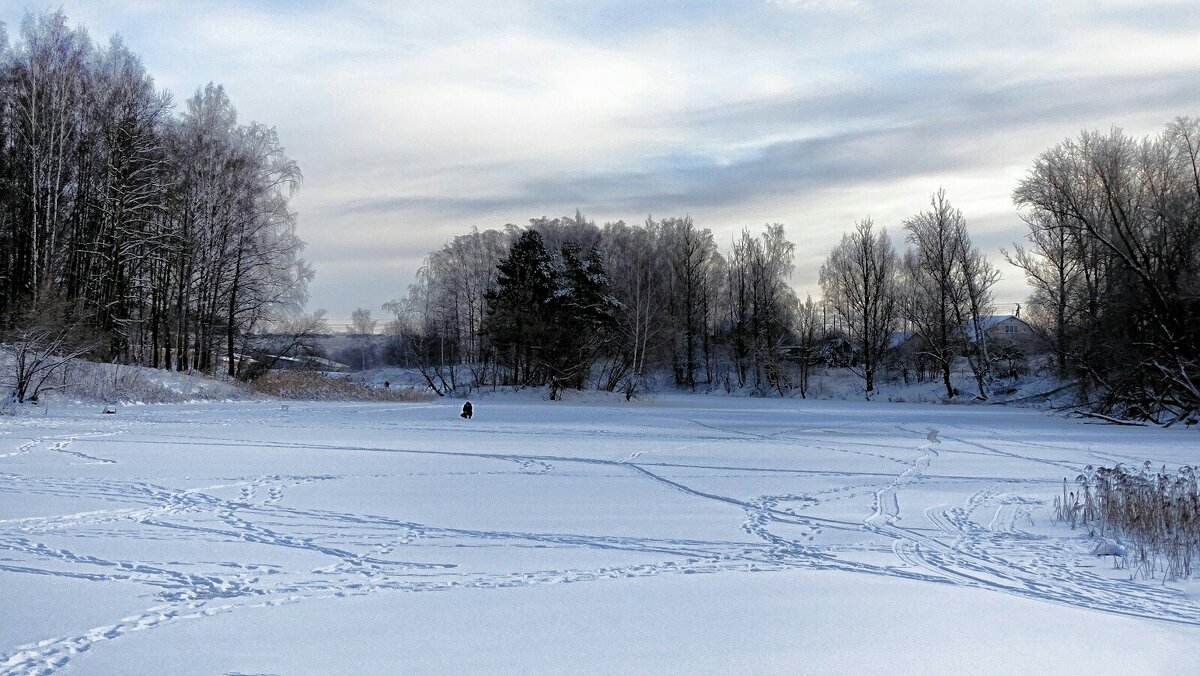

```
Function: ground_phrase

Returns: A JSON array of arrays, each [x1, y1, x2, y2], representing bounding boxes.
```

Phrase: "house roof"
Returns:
[[888, 330, 914, 349], [890, 316, 1031, 345], [978, 315, 1014, 331], [967, 315, 1031, 340]]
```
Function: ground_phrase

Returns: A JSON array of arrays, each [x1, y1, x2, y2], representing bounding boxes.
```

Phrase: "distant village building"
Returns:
[[884, 315, 1035, 353], [780, 314, 1038, 383], [970, 315, 1035, 345], [971, 314, 1037, 379], [878, 313, 1037, 384]]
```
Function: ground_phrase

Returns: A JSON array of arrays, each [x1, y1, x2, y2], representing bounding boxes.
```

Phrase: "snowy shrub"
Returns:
[[0, 298, 101, 403], [52, 360, 245, 404], [250, 370, 433, 402], [0, 350, 245, 405]]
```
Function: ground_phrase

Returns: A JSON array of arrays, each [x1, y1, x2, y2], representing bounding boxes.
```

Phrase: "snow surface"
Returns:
[[2, 396, 1199, 674]]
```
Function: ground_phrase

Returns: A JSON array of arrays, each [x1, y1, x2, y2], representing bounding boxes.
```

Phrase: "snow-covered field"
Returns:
[[2, 396, 1198, 674]]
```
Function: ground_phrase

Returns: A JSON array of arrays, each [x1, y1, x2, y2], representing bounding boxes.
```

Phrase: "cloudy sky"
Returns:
[[8, 1, 1200, 325]]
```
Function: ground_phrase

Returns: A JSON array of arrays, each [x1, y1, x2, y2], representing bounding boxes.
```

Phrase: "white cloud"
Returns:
[[8, 1, 1200, 318], [767, 0, 864, 13]]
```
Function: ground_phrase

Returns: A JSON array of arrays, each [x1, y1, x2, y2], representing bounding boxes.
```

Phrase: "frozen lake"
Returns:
[[2, 395, 1198, 674]]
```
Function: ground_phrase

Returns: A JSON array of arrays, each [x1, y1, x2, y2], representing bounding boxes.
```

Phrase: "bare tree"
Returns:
[[1003, 210, 1082, 379], [236, 310, 327, 382], [661, 216, 720, 390], [727, 224, 796, 395], [348, 307, 376, 371], [385, 280, 462, 396], [600, 219, 669, 396], [348, 307, 376, 336], [793, 294, 821, 398], [6, 11, 88, 311], [902, 189, 969, 399], [901, 189, 998, 399], [1014, 119, 1200, 423], [954, 227, 1001, 399], [70, 36, 170, 362], [820, 218, 899, 397]]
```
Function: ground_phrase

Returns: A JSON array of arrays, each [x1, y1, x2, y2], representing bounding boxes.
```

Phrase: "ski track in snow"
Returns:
[[2, 402, 1199, 673]]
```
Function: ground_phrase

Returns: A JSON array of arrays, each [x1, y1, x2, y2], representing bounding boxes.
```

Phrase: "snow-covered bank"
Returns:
[[0, 353, 248, 407], [2, 396, 1197, 674]]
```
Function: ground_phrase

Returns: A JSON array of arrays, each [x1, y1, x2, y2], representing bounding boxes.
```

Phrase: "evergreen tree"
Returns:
[[545, 242, 618, 397], [484, 229, 555, 386]]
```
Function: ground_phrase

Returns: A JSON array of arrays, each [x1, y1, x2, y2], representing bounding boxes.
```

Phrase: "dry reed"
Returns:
[[1056, 462, 1200, 579], [250, 371, 434, 402]]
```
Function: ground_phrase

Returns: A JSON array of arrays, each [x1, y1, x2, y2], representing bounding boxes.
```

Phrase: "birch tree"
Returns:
[[820, 218, 898, 396], [6, 11, 88, 308], [902, 189, 968, 399], [600, 219, 669, 396], [0, 11, 310, 381]]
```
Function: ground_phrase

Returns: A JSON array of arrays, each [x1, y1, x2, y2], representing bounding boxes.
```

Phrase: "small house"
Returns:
[[973, 315, 1035, 344]]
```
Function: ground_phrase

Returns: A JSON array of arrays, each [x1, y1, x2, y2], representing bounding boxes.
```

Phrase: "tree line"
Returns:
[[821, 191, 1001, 402], [390, 118, 1200, 426], [0, 10, 310, 397], [386, 214, 755, 399], [387, 202, 1001, 402]]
